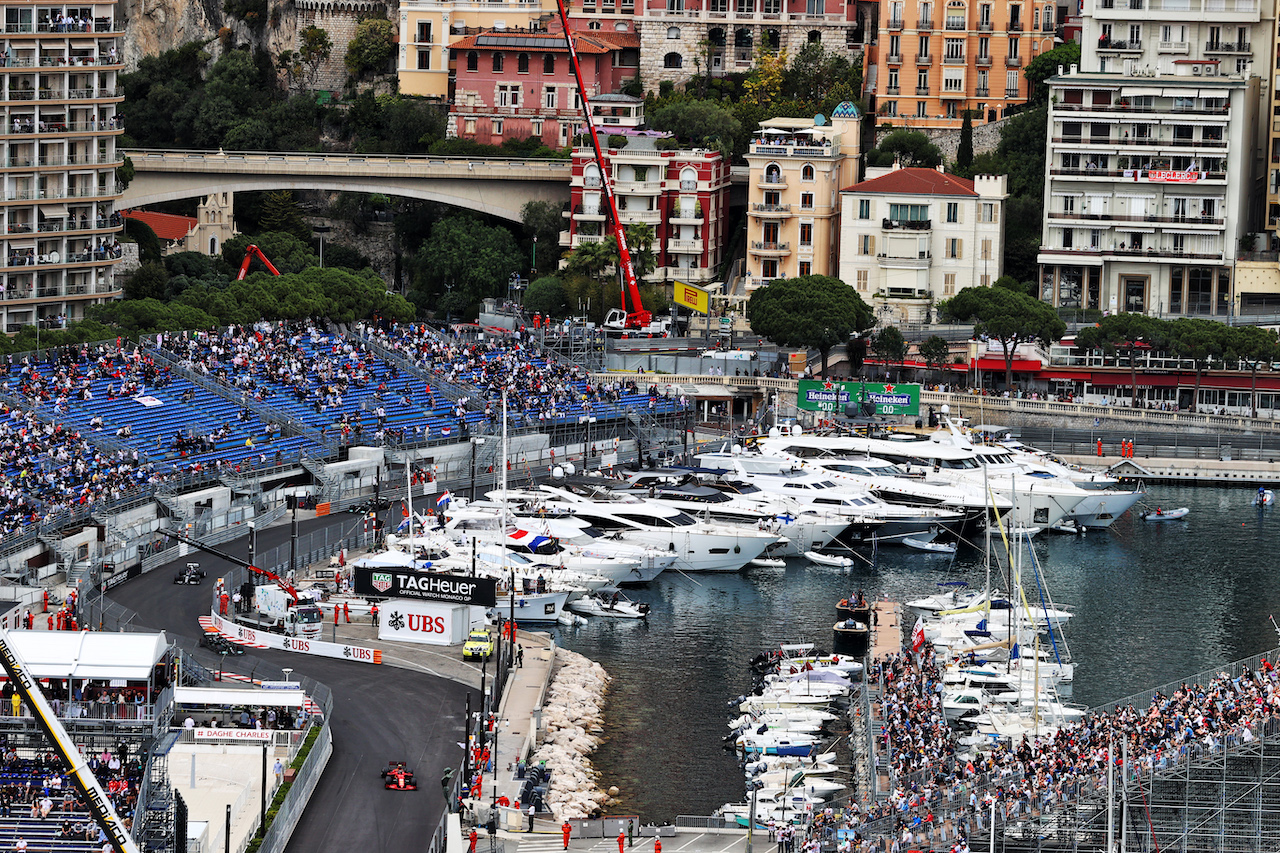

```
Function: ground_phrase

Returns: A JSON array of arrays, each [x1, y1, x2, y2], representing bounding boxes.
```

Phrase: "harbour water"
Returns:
[[556, 483, 1280, 821]]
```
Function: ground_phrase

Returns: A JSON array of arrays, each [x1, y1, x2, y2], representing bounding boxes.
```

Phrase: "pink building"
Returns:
[[448, 29, 640, 147], [561, 141, 731, 289]]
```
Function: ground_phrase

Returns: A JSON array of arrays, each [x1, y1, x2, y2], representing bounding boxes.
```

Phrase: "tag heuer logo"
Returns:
[[371, 572, 393, 593]]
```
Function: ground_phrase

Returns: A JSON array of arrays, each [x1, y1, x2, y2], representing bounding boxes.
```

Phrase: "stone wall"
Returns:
[[873, 113, 1009, 162]]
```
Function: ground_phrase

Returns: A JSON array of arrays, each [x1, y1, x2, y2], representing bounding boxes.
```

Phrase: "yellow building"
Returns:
[[743, 104, 862, 288], [398, 0, 558, 98]]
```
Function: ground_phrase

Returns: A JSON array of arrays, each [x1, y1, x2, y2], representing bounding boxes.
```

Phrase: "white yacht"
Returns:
[[994, 437, 1145, 528]]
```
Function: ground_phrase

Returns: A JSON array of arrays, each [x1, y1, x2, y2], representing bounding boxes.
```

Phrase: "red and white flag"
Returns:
[[911, 616, 926, 652]]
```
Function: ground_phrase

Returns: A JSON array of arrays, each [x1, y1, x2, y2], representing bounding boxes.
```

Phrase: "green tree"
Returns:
[[408, 215, 523, 314], [223, 231, 319, 276], [918, 335, 952, 383], [521, 200, 565, 274], [867, 129, 943, 168], [524, 275, 569, 317], [258, 190, 311, 241], [1168, 318, 1226, 411], [124, 262, 170, 301], [942, 285, 1065, 389], [192, 49, 275, 148], [871, 326, 907, 380], [1076, 313, 1165, 408], [298, 26, 333, 90], [118, 42, 207, 148], [747, 276, 874, 377], [1025, 42, 1080, 103], [345, 19, 396, 78], [956, 110, 974, 174], [1225, 325, 1280, 418], [124, 218, 163, 264], [649, 100, 742, 151]]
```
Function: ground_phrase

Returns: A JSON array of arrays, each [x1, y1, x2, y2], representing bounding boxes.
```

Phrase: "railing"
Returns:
[[944, 19, 966, 29], [916, 85, 930, 94], [943, 53, 965, 63], [977, 20, 992, 29], [750, 202, 791, 213], [1047, 211, 1224, 225], [883, 218, 932, 230], [1205, 40, 1249, 50], [886, 52, 902, 62], [750, 241, 790, 251], [1055, 101, 1229, 115], [1005, 56, 1022, 66], [917, 16, 933, 28], [887, 17, 903, 28], [975, 86, 990, 95], [915, 52, 932, 63], [975, 55, 992, 65], [1008, 19, 1023, 29]]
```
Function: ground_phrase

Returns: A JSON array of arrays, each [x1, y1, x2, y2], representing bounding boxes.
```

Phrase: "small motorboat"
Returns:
[[1139, 507, 1189, 521], [832, 618, 869, 657], [1047, 520, 1085, 536], [901, 535, 958, 554], [566, 590, 650, 619], [805, 551, 854, 568], [751, 557, 788, 568], [1254, 488, 1275, 507]]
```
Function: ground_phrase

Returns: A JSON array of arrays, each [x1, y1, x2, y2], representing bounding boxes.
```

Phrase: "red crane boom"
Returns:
[[236, 244, 283, 281], [553, 0, 652, 330], [164, 529, 301, 603]]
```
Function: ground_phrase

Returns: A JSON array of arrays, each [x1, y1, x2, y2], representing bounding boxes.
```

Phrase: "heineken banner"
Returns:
[[797, 380, 921, 417]]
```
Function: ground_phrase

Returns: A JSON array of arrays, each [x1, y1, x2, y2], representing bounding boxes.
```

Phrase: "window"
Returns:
[[800, 223, 813, 246], [918, 34, 930, 55], [980, 238, 992, 259], [917, 68, 929, 89], [978, 36, 989, 57], [1008, 36, 1019, 57], [762, 259, 778, 278], [588, 19, 601, 28], [980, 202, 997, 222], [945, 37, 963, 58], [664, 52, 683, 68], [1172, 233, 1185, 252], [532, 119, 543, 137], [860, 234, 876, 255], [544, 86, 557, 109], [943, 272, 956, 295], [466, 51, 478, 71], [417, 21, 432, 42], [764, 191, 781, 206], [945, 202, 958, 222], [856, 270, 868, 290], [980, 274, 990, 286], [1005, 69, 1019, 96], [946, 237, 962, 258], [1062, 228, 1073, 248], [493, 53, 504, 72], [544, 54, 555, 74], [858, 199, 870, 219], [667, 26, 681, 38], [518, 53, 529, 73], [945, 101, 958, 118], [801, 164, 815, 182], [944, 72, 963, 91], [802, 192, 815, 210], [885, 101, 898, 116], [464, 118, 476, 135], [493, 118, 503, 135], [916, 101, 927, 116], [1128, 23, 1140, 42], [798, 261, 812, 276], [889, 203, 929, 220], [417, 49, 431, 69], [498, 85, 520, 107]]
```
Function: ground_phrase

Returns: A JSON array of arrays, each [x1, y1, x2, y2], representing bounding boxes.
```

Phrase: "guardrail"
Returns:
[[125, 149, 573, 180]]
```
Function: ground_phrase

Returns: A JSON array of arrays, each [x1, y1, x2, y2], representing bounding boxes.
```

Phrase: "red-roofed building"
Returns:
[[839, 164, 1007, 325], [448, 29, 641, 147], [121, 210, 197, 252]]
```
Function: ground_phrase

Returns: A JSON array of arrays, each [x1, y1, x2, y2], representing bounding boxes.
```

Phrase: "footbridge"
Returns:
[[119, 148, 572, 221]]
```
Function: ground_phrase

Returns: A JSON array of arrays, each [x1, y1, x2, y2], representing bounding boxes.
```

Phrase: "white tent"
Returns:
[[5, 630, 168, 680], [173, 686, 306, 708]]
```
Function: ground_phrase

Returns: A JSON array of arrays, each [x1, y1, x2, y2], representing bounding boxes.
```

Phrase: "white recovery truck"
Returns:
[[233, 586, 325, 640]]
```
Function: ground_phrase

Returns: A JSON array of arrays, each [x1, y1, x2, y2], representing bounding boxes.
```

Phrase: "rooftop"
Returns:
[[842, 167, 977, 197], [122, 209, 197, 242]]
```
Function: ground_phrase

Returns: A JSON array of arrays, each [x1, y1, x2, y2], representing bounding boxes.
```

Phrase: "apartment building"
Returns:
[[743, 105, 862, 288], [560, 139, 731, 288], [865, 0, 1057, 127], [838, 165, 1007, 324], [448, 29, 640, 146], [1037, 67, 1257, 316], [0, 2, 124, 333]]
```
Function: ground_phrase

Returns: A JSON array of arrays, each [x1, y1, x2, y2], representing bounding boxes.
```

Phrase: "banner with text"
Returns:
[[208, 611, 382, 664], [796, 381, 921, 416], [673, 280, 710, 314], [354, 568, 497, 606]]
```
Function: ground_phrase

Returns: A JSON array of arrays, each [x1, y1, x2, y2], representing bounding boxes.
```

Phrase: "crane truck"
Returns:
[[165, 531, 325, 640], [554, 0, 664, 336]]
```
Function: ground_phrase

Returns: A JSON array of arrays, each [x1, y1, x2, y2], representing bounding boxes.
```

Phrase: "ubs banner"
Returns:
[[378, 599, 468, 646], [354, 568, 497, 607]]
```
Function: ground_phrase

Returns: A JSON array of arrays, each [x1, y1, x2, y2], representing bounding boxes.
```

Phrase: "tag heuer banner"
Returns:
[[354, 569, 497, 606], [797, 380, 921, 417]]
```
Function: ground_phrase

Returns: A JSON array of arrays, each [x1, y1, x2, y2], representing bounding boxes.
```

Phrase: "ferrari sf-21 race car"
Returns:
[[382, 761, 417, 790]]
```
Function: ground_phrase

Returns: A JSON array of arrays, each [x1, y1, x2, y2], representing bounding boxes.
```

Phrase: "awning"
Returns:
[[975, 358, 1043, 372], [37, 204, 67, 219], [4, 630, 167, 680], [173, 686, 307, 708]]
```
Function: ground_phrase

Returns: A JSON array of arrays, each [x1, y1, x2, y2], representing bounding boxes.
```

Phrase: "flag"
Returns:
[[506, 528, 552, 550], [911, 616, 925, 652], [436, 490, 452, 508]]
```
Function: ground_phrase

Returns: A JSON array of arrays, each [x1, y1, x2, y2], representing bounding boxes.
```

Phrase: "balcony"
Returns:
[[883, 218, 932, 230], [886, 85, 901, 94], [750, 241, 791, 255], [1096, 38, 1141, 51], [887, 17, 904, 28], [916, 53, 932, 64], [977, 20, 992, 30], [615, 178, 663, 194], [945, 19, 967, 29], [668, 238, 705, 253], [876, 252, 932, 268], [1008, 20, 1023, 29], [758, 175, 788, 189], [571, 204, 606, 221], [619, 209, 662, 224], [1005, 55, 1022, 66], [940, 87, 967, 98], [671, 208, 704, 224], [916, 85, 931, 95], [887, 52, 903, 63], [568, 232, 607, 248], [1157, 40, 1190, 52], [1054, 101, 1230, 116], [1005, 87, 1021, 97], [1046, 210, 1224, 226], [750, 202, 792, 217], [976, 55, 992, 65], [917, 17, 933, 29], [975, 86, 990, 96], [1205, 40, 1250, 51], [943, 53, 966, 64]]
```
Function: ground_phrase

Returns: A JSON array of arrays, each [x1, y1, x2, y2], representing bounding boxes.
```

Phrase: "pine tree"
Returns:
[[956, 110, 974, 174]]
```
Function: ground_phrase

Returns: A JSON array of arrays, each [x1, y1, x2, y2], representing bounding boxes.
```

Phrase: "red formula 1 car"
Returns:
[[381, 761, 418, 790]]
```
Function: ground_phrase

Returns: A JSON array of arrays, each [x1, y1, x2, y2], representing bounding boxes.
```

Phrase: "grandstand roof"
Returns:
[[174, 686, 309, 708], [8, 630, 169, 680], [121, 209, 197, 242]]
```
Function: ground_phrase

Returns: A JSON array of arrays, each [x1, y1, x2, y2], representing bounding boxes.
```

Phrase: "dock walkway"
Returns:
[[865, 601, 902, 801]]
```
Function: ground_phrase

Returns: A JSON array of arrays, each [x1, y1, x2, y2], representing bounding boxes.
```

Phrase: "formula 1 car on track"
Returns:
[[174, 563, 206, 584], [382, 761, 417, 790]]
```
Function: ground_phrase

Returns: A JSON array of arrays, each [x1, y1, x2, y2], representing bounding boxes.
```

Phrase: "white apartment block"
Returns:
[[838, 165, 1007, 325]]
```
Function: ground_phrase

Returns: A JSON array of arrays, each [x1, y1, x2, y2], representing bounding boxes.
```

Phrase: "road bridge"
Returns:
[[120, 148, 572, 222]]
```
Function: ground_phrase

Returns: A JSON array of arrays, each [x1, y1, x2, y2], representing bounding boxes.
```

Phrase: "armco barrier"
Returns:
[[255, 719, 333, 853]]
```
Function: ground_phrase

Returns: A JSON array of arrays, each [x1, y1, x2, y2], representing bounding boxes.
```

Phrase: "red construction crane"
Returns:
[[553, 0, 653, 331], [236, 244, 282, 281]]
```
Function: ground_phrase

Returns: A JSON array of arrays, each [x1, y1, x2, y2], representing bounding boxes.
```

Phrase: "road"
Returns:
[[106, 511, 472, 853]]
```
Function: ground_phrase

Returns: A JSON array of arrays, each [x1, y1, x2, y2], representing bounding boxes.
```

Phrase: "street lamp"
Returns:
[[281, 668, 292, 683], [470, 437, 487, 500], [314, 225, 331, 268]]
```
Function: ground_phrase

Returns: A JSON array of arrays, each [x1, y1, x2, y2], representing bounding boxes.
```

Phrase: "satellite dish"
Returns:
[[768, 426, 781, 439], [48, 251, 58, 263], [552, 466, 564, 479], [790, 424, 802, 437], [813, 114, 826, 126]]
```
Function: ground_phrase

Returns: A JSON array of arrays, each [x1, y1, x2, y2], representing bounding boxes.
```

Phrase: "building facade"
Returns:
[[0, 2, 125, 332], [743, 106, 862, 289], [448, 29, 640, 147], [560, 140, 731, 288], [838, 166, 1007, 324], [1037, 67, 1258, 316], [864, 0, 1057, 127]]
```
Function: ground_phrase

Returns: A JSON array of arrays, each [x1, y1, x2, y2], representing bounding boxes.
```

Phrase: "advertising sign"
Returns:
[[193, 728, 272, 742], [207, 612, 382, 664], [377, 599, 468, 647], [673, 280, 710, 313], [353, 568, 497, 606], [796, 380, 920, 416], [1147, 170, 1200, 183]]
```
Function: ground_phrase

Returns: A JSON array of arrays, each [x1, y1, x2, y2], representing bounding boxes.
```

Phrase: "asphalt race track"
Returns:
[[106, 513, 472, 853]]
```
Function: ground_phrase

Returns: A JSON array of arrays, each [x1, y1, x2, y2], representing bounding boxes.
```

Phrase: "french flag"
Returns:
[[436, 491, 452, 508], [506, 528, 552, 550]]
